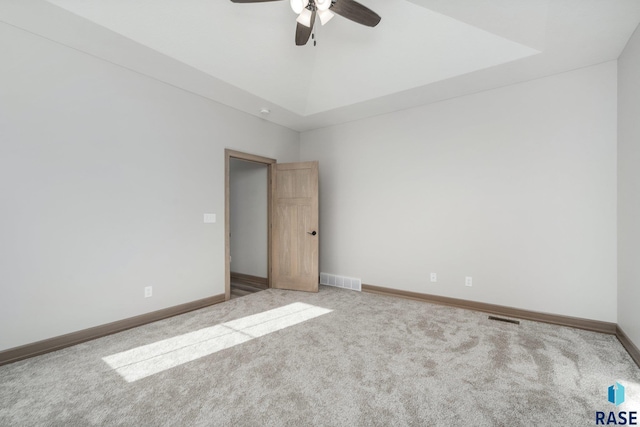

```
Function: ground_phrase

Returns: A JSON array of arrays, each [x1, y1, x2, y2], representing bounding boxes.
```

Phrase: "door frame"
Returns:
[[224, 149, 276, 301]]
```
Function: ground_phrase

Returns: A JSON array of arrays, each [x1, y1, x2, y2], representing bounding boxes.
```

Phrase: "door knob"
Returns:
[[307, 231, 317, 236]]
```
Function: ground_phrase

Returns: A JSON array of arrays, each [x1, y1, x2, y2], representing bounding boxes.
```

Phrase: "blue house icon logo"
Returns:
[[608, 382, 625, 406]]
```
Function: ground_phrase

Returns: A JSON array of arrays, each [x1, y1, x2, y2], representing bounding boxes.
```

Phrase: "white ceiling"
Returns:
[[2, 0, 640, 131]]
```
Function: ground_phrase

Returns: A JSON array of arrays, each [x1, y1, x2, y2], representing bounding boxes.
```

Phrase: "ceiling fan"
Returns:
[[230, 0, 381, 46]]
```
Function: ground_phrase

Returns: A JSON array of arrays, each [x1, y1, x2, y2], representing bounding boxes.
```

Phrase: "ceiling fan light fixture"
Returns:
[[290, 0, 308, 15], [318, 9, 334, 25], [315, 0, 331, 11], [296, 8, 313, 27]]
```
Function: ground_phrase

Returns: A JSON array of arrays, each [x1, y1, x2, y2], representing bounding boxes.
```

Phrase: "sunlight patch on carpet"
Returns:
[[103, 302, 332, 382]]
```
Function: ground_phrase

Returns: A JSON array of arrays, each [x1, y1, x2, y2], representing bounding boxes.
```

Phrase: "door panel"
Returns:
[[272, 162, 319, 292]]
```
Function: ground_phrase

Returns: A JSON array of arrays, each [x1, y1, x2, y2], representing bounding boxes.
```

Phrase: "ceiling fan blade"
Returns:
[[295, 10, 316, 46], [331, 0, 380, 27], [230, 0, 282, 3]]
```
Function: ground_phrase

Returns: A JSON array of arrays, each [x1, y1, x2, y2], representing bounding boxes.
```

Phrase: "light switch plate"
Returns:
[[203, 213, 216, 223]]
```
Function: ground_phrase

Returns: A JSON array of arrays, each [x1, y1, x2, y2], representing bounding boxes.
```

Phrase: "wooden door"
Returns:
[[271, 161, 319, 292]]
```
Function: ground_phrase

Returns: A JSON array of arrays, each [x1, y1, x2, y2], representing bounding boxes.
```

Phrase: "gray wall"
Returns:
[[618, 25, 640, 349], [301, 61, 618, 322], [2, 17, 636, 354], [0, 22, 299, 351], [229, 159, 268, 278]]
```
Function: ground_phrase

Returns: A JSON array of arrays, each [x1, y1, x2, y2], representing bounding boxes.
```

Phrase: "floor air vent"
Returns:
[[320, 273, 361, 292], [488, 315, 520, 325]]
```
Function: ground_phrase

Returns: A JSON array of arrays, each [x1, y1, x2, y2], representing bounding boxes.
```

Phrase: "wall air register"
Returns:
[[320, 273, 361, 291]]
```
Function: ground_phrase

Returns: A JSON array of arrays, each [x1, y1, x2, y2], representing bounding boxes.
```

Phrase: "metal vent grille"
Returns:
[[488, 315, 520, 325], [320, 273, 361, 291]]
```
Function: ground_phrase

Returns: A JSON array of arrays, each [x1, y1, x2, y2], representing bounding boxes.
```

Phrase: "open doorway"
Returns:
[[225, 149, 320, 300], [224, 150, 275, 301], [229, 158, 268, 299]]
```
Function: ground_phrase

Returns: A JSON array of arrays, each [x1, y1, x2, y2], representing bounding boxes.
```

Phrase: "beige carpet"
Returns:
[[0, 286, 638, 426]]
